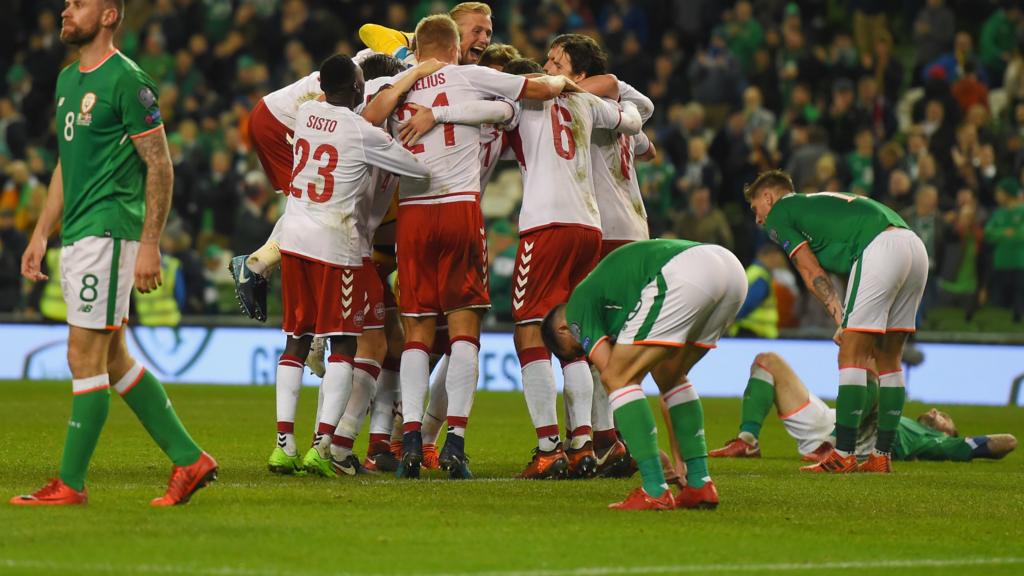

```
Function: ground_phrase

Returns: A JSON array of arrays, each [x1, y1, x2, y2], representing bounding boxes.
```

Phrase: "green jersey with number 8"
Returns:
[[763, 192, 907, 274], [55, 50, 162, 245]]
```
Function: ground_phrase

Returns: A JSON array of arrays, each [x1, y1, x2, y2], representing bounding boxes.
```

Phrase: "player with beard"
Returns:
[[13, 0, 216, 506]]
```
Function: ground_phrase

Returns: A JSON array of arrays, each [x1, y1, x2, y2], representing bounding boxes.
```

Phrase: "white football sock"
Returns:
[[336, 358, 380, 442], [276, 354, 304, 456], [562, 358, 593, 449], [369, 363, 400, 440], [400, 343, 430, 431], [422, 354, 449, 445], [316, 354, 354, 457], [591, 365, 614, 433], [520, 347, 559, 451], [446, 338, 479, 440]]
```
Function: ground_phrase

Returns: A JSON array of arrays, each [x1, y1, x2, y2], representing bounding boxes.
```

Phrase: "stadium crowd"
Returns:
[[1, 0, 1022, 329]]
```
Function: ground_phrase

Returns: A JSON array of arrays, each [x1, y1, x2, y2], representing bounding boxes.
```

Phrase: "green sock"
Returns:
[[120, 369, 202, 466], [835, 368, 867, 453], [875, 372, 905, 454], [59, 377, 112, 491], [739, 377, 774, 439], [611, 386, 666, 497], [666, 390, 710, 488]]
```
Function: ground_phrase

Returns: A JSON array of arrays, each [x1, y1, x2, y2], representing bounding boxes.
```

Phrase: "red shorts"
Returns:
[[600, 239, 634, 260], [280, 252, 364, 337], [248, 99, 293, 192], [360, 258, 387, 330], [513, 226, 602, 323], [396, 200, 489, 316]]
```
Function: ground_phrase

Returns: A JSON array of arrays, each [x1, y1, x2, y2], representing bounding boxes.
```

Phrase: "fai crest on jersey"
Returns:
[[77, 92, 96, 126], [138, 87, 156, 108]]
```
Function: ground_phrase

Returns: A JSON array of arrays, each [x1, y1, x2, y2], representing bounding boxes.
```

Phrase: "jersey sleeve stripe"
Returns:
[[515, 78, 528, 101], [787, 240, 808, 258], [128, 124, 165, 140], [586, 335, 611, 361]]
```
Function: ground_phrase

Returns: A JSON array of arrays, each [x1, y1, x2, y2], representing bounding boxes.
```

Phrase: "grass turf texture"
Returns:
[[1, 381, 1022, 576]]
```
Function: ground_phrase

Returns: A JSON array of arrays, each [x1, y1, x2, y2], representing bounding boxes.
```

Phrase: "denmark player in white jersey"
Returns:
[[268, 55, 430, 477], [497, 54, 642, 479], [388, 15, 577, 480]]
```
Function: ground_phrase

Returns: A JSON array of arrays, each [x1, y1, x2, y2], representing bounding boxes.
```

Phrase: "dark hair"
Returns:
[[360, 54, 405, 81], [503, 57, 544, 75], [319, 54, 358, 95], [744, 169, 795, 201], [550, 34, 607, 77], [478, 43, 521, 69], [540, 304, 569, 362]]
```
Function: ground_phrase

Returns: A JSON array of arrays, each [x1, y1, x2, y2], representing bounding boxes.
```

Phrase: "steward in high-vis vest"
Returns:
[[40, 246, 67, 322], [731, 244, 787, 339], [133, 255, 182, 326]]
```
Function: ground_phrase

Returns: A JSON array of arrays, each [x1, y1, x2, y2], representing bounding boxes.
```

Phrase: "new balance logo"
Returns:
[[77, 304, 93, 313]]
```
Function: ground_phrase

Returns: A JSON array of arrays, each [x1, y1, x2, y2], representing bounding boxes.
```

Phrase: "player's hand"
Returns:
[[414, 58, 446, 78], [20, 236, 48, 282], [134, 242, 163, 294], [398, 103, 436, 147], [561, 77, 584, 93], [832, 325, 843, 346]]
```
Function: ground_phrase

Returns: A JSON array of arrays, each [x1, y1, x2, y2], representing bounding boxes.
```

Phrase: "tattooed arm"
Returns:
[[131, 127, 174, 293], [791, 245, 844, 327]]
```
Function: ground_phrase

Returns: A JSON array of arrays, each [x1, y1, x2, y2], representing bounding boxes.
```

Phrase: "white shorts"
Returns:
[[618, 244, 747, 348], [781, 394, 876, 458], [843, 228, 928, 333], [61, 236, 139, 330]]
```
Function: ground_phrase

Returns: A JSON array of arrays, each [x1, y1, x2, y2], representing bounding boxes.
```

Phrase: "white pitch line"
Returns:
[[1, 556, 1022, 576]]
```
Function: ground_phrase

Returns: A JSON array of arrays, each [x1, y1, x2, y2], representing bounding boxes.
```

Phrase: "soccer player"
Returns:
[[542, 239, 747, 510], [270, 54, 430, 477], [710, 352, 1018, 462], [388, 15, 574, 480], [543, 33, 658, 477], [500, 53, 642, 480], [359, 2, 495, 67], [13, 0, 216, 506], [745, 170, 929, 473]]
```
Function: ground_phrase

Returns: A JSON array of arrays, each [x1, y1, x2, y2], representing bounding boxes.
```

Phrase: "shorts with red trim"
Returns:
[[360, 257, 387, 330], [512, 225, 602, 323], [396, 200, 489, 316], [249, 99, 294, 192], [599, 239, 634, 260], [782, 392, 876, 458], [617, 244, 746, 349], [280, 251, 364, 337]]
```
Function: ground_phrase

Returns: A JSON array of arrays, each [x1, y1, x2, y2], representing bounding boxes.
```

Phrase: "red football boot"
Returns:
[[800, 449, 857, 473], [801, 441, 834, 463], [856, 452, 892, 473], [421, 443, 440, 470], [150, 452, 218, 507], [9, 479, 87, 506], [709, 438, 761, 458], [608, 487, 674, 511], [675, 481, 719, 510], [520, 445, 569, 479]]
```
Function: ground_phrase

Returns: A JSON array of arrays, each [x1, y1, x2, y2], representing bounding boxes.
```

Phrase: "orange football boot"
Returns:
[[800, 449, 857, 473], [801, 441, 834, 463], [519, 445, 569, 479], [566, 441, 598, 479], [857, 452, 892, 473], [421, 443, 440, 470], [9, 479, 87, 506], [608, 487, 674, 510], [675, 481, 719, 510], [150, 452, 218, 507], [709, 438, 761, 458]]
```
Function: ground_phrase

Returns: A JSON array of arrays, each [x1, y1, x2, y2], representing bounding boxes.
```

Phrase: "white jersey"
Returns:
[[510, 93, 626, 234], [387, 64, 526, 204], [591, 92, 652, 242], [262, 71, 322, 129], [356, 76, 394, 116], [478, 99, 519, 191], [355, 75, 401, 258], [278, 101, 427, 266]]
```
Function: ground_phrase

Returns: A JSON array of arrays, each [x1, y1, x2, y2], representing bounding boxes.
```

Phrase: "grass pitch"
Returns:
[[0, 380, 1022, 576]]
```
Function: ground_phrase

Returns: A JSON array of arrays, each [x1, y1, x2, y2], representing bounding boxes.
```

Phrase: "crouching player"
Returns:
[[541, 239, 747, 510], [268, 54, 429, 476], [710, 352, 1018, 463]]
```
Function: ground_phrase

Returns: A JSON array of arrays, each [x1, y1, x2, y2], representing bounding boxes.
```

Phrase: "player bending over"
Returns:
[[13, 0, 216, 506], [710, 352, 1018, 462], [542, 239, 747, 510], [269, 54, 429, 478], [746, 170, 929, 473]]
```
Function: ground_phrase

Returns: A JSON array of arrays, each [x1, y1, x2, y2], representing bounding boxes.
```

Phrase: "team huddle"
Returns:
[[10, 0, 1016, 510]]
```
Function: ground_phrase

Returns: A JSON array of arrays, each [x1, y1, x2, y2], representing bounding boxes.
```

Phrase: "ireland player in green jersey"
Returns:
[[542, 239, 748, 510], [745, 170, 929, 474], [12, 0, 216, 507], [709, 352, 1017, 463]]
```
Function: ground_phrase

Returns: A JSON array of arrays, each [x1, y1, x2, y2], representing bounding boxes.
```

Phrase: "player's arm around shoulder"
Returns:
[[355, 116, 430, 182]]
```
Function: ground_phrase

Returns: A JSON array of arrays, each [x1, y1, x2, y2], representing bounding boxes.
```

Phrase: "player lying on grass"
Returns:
[[709, 352, 1018, 463], [746, 169, 929, 474], [542, 239, 748, 510]]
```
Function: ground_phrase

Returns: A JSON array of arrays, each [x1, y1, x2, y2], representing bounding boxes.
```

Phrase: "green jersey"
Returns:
[[893, 417, 972, 462], [55, 50, 163, 245], [565, 239, 701, 355], [763, 192, 907, 274]]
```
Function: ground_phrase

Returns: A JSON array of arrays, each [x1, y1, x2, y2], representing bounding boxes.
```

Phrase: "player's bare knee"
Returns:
[[753, 352, 781, 373]]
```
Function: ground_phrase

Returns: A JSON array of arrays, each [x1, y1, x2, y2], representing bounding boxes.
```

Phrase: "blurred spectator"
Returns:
[[785, 123, 830, 192], [822, 78, 859, 155], [903, 185, 946, 316], [979, 2, 1022, 86], [1002, 41, 1024, 103], [883, 169, 914, 212], [671, 186, 734, 251], [951, 62, 990, 116], [926, 32, 988, 86], [231, 171, 277, 257], [741, 87, 776, 144], [203, 149, 241, 238], [731, 243, 788, 338], [939, 188, 986, 313], [637, 139, 678, 236], [875, 141, 904, 198], [485, 219, 519, 324], [846, 128, 877, 197], [677, 137, 721, 198], [688, 28, 743, 123], [723, 0, 763, 74], [662, 103, 709, 168], [0, 208, 26, 312], [852, 0, 888, 58], [984, 178, 1024, 322], [913, 0, 955, 82], [0, 98, 28, 161], [862, 34, 903, 106], [748, 47, 781, 114], [855, 75, 896, 142]]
